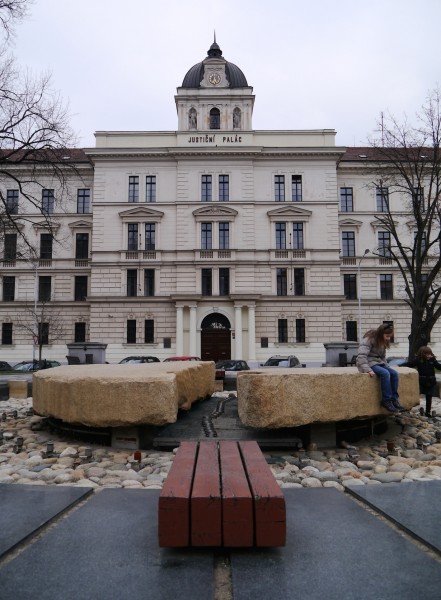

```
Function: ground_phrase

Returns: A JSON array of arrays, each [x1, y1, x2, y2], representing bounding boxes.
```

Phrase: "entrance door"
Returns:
[[200, 313, 231, 362]]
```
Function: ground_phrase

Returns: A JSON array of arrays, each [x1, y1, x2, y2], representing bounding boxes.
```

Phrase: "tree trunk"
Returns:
[[408, 315, 432, 358]]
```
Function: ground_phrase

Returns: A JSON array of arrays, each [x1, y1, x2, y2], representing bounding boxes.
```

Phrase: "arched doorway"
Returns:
[[200, 313, 231, 362]]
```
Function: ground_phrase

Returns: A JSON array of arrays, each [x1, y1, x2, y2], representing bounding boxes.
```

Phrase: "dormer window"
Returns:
[[210, 108, 220, 130]]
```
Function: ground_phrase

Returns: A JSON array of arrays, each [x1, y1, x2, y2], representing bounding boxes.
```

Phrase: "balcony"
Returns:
[[75, 259, 90, 267], [2, 260, 16, 267], [273, 249, 306, 260], [39, 259, 52, 268], [342, 257, 357, 266]]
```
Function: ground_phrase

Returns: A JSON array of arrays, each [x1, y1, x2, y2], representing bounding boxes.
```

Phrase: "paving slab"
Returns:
[[347, 480, 441, 554], [0, 484, 92, 559], [230, 488, 441, 600], [0, 488, 213, 600]]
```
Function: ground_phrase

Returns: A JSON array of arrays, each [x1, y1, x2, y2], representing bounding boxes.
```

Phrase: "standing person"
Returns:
[[402, 346, 441, 417], [356, 324, 405, 413]]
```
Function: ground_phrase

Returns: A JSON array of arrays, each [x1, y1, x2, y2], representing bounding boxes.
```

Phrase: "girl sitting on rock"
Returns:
[[356, 324, 405, 413], [402, 346, 441, 417]]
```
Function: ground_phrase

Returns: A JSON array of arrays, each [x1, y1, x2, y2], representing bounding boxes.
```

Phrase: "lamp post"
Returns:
[[357, 249, 370, 342], [32, 260, 38, 363]]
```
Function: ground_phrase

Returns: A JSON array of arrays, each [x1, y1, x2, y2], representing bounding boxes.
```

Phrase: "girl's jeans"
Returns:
[[371, 364, 399, 403]]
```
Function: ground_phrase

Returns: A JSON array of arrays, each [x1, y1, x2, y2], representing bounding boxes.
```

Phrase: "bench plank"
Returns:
[[239, 441, 286, 547], [191, 441, 222, 546], [158, 441, 198, 547], [219, 441, 254, 547]]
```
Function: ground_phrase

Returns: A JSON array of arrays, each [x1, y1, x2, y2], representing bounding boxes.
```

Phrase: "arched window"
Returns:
[[210, 107, 220, 130], [233, 107, 241, 130], [188, 108, 197, 130]]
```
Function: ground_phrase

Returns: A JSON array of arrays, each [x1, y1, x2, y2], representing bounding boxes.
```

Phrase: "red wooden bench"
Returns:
[[158, 440, 286, 548]]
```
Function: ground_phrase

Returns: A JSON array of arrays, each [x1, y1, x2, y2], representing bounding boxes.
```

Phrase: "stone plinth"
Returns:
[[8, 380, 28, 399], [33, 362, 215, 427], [237, 367, 419, 428]]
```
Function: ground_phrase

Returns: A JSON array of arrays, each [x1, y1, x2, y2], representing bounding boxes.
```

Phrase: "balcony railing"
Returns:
[[75, 259, 90, 267], [39, 259, 52, 268], [200, 250, 214, 259], [342, 257, 357, 266], [2, 260, 15, 267]]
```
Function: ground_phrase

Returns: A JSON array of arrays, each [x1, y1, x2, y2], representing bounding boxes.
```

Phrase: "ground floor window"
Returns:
[[127, 319, 136, 343], [144, 319, 154, 343], [75, 322, 86, 343], [2, 322, 12, 345], [346, 320, 357, 342], [278, 318, 288, 343]]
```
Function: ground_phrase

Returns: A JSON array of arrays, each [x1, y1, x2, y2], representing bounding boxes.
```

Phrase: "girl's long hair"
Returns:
[[365, 324, 394, 350], [416, 346, 436, 361]]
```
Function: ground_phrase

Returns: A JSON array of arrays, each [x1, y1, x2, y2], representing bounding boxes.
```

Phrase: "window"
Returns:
[[40, 234, 53, 259], [145, 319, 154, 343], [296, 319, 306, 343], [278, 319, 288, 343], [77, 189, 90, 213], [219, 268, 230, 296], [144, 269, 155, 296], [38, 276, 51, 302], [346, 321, 357, 342], [6, 190, 18, 214], [127, 319, 136, 343], [145, 224, 156, 250], [128, 176, 139, 203], [209, 108, 220, 129], [75, 233, 89, 259], [276, 223, 286, 249], [260, 337, 268, 348], [74, 276, 87, 301], [378, 231, 391, 257], [415, 231, 427, 253], [342, 232, 355, 257], [340, 187, 353, 212], [42, 189, 54, 214], [38, 322, 49, 345], [127, 270, 137, 297], [2, 276, 15, 301], [164, 337, 171, 349], [292, 175, 302, 202], [219, 175, 229, 201], [380, 274, 393, 300], [294, 268, 305, 296], [201, 223, 212, 249], [277, 268, 287, 296], [201, 268, 212, 296], [414, 186, 424, 205], [4, 234, 17, 260], [275, 175, 285, 202], [376, 187, 389, 212], [201, 175, 212, 201], [292, 223, 304, 250], [2, 322, 12, 345], [146, 176, 156, 203], [74, 322, 86, 343], [128, 224, 138, 251], [343, 274, 357, 300], [219, 222, 229, 249]]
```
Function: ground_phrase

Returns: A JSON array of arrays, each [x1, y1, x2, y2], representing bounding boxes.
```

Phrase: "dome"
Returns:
[[181, 40, 248, 89]]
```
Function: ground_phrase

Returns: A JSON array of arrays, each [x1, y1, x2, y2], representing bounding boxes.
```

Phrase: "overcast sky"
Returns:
[[11, 0, 441, 148]]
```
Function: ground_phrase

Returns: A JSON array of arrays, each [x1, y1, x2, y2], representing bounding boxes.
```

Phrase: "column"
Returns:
[[176, 305, 184, 355], [247, 304, 256, 361], [234, 305, 243, 359], [189, 305, 197, 356]]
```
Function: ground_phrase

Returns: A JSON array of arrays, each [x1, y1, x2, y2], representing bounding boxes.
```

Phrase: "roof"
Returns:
[[181, 40, 248, 89], [0, 148, 92, 165]]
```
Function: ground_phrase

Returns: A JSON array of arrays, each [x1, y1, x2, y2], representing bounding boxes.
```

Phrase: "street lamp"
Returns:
[[357, 249, 370, 342]]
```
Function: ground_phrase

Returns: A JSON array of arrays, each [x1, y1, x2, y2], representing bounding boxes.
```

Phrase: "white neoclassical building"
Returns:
[[0, 39, 439, 364]]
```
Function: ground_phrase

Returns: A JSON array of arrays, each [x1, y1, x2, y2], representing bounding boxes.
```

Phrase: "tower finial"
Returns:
[[214, 30, 216, 44]]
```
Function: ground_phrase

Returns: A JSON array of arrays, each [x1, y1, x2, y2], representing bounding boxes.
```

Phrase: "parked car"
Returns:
[[215, 360, 250, 378], [119, 356, 160, 364], [261, 355, 301, 368], [163, 356, 201, 362], [386, 356, 407, 366], [0, 361, 12, 371], [13, 360, 61, 371]]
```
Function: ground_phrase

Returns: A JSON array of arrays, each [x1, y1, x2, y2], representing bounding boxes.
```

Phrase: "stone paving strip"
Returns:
[[1, 395, 441, 490]]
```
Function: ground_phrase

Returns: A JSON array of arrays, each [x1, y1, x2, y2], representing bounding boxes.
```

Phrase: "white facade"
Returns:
[[0, 41, 439, 364]]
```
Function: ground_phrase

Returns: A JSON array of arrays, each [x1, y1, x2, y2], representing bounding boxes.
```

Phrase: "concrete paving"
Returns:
[[1, 483, 440, 599]]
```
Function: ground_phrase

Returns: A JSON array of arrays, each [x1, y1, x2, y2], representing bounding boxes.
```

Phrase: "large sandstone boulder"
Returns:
[[33, 362, 215, 427], [237, 367, 419, 428]]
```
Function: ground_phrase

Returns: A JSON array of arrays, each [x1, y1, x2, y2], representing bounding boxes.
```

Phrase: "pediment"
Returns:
[[192, 206, 238, 218], [32, 221, 60, 231], [267, 206, 312, 220], [68, 220, 92, 229], [119, 206, 164, 219], [370, 219, 398, 230], [339, 218, 363, 228]]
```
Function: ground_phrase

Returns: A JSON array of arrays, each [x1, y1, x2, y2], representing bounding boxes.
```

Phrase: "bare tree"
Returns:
[[368, 89, 441, 358], [16, 299, 66, 362], [0, 0, 79, 257]]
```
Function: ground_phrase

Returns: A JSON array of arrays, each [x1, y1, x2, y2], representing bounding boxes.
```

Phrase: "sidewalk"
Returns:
[[1, 482, 441, 600]]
